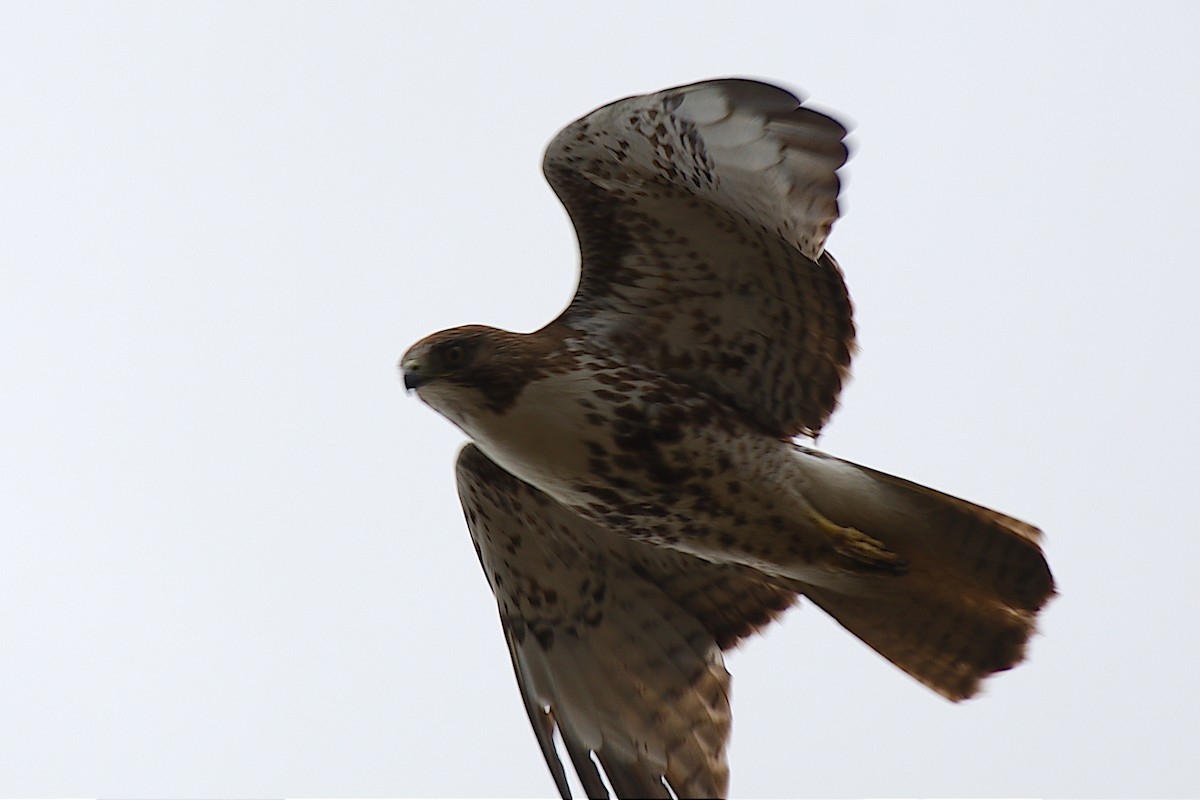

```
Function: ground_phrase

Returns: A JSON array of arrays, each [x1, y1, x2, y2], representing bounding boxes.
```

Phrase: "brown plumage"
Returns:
[[401, 79, 1054, 798]]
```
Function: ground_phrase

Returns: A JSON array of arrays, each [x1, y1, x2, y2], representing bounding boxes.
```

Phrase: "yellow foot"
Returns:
[[809, 505, 907, 576]]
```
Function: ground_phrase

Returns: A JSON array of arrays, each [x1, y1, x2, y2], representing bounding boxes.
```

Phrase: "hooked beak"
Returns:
[[401, 357, 426, 392]]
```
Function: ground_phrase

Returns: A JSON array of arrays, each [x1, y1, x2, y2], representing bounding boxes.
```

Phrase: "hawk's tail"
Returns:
[[789, 449, 1055, 701]]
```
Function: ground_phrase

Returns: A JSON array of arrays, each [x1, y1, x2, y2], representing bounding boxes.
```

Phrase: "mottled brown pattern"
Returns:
[[457, 444, 746, 799], [543, 79, 853, 439], [401, 79, 1056, 800]]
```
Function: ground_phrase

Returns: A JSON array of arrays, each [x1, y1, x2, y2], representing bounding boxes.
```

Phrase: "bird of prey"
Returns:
[[401, 79, 1054, 798]]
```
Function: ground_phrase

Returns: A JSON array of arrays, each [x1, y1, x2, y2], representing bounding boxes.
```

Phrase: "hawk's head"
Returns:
[[401, 325, 548, 430]]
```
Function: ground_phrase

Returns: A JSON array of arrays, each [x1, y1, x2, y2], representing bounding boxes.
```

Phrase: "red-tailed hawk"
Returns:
[[401, 79, 1054, 799]]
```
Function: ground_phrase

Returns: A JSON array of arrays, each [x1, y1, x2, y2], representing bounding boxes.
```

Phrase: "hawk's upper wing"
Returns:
[[455, 444, 795, 799], [544, 79, 853, 438]]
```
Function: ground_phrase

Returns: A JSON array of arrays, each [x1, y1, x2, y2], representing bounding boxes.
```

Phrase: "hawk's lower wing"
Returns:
[[455, 444, 795, 799]]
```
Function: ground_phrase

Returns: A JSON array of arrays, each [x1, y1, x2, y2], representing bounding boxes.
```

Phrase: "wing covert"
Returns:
[[544, 79, 854, 437]]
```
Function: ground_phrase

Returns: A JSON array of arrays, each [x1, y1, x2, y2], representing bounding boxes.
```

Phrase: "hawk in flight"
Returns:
[[401, 79, 1054, 798]]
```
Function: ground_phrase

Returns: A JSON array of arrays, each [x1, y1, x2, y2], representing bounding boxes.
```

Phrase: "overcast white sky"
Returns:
[[2, 2, 1199, 797]]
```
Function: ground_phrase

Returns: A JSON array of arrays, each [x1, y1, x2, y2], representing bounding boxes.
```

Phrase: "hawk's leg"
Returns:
[[808, 504, 908, 576]]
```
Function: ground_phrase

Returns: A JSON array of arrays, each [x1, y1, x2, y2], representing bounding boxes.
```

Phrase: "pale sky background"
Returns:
[[2, 2, 1199, 797]]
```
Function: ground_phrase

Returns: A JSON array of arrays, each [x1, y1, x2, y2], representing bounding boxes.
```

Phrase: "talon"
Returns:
[[809, 505, 907, 575]]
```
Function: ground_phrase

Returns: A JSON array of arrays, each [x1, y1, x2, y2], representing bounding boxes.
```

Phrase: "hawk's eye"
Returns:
[[443, 344, 466, 367]]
